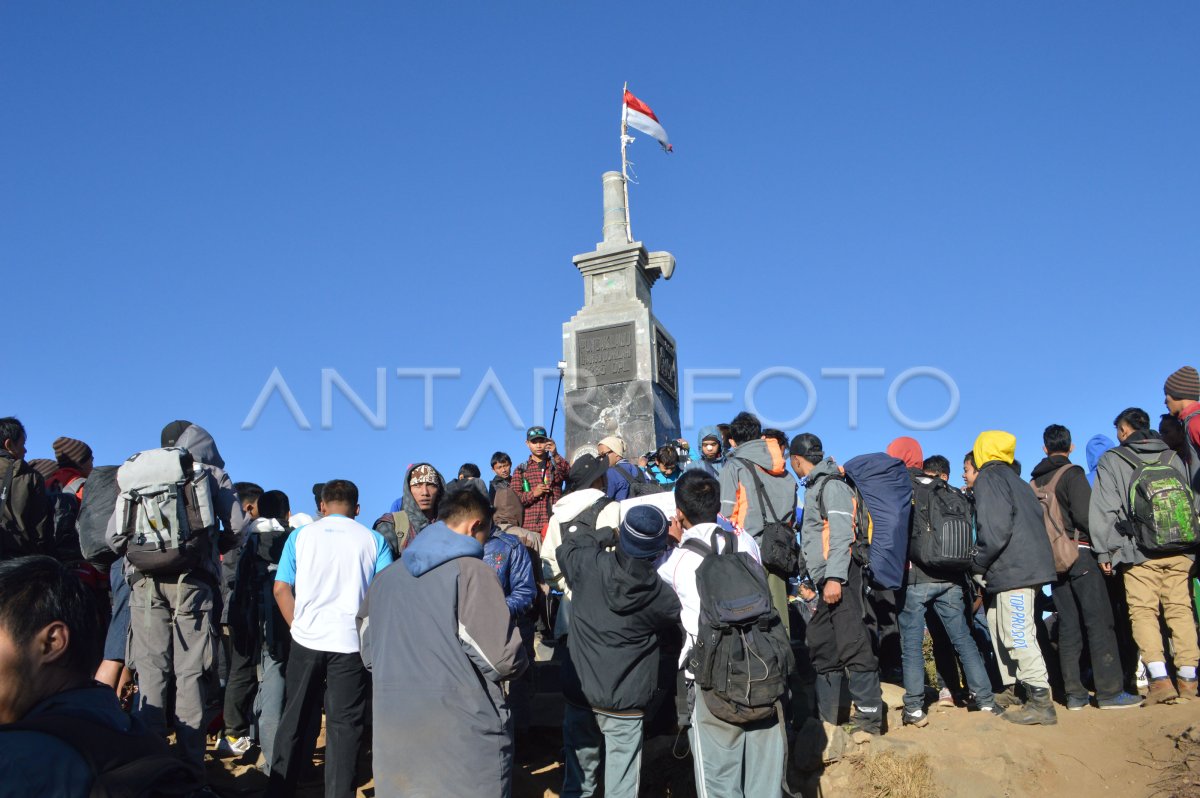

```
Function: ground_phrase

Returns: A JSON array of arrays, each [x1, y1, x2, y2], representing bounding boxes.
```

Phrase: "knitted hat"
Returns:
[[1165, 366, 1200, 402], [598, 436, 626, 458], [52, 436, 92, 468], [28, 458, 58, 481], [619, 504, 670, 560]]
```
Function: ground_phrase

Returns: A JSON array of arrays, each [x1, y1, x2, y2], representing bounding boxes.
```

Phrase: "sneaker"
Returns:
[[902, 709, 930, 728], [1097, 692, 1142, 710], [974, 703, 1005, 717], [217, 735, 253, 757], [1065, 694, 1090, 711], [1135, 660, 1149, 691], [1143, 677, 1179, 706], [937, 687, 954, 707]]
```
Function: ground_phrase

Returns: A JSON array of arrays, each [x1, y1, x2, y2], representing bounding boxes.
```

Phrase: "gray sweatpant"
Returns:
[[987, 587, 1050, 690], [129, 573, 216, 769], [689, 688, 786, 798], [561, 703, 643, 798]]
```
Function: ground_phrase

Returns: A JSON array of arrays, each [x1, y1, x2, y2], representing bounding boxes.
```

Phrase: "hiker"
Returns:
[[1090, 407, 1199, 704], [597, 435, 644, 500], [1030, 424, 1139, 711], [0, 556, 206, 795], [359, 486, 527, 798], [558, 504, 682, 798], [267, 479, 392, 798], [687, 425, 726, 477], [0, 417, 53, 559], [646, 442, 683, 487], [490, 451, 528, 532], [541, 454, 619, 640], [105, 420, 247, 769], [217, 478, 265, 754], [791, 433, 884, 741], [658, 470, 788, 797], [48, 436, 93, 495], [719, 411, 798, 635], [970, 431, 1058, 725], [375, 462, 444, 556], [446, 462, 484, 495], [511, 426, 570, 536], [899, 444, 1003, 727], [1164, 365, 1200, 490]]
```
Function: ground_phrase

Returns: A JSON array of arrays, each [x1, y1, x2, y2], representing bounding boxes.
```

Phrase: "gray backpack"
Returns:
[[117, 448, 217, 576]]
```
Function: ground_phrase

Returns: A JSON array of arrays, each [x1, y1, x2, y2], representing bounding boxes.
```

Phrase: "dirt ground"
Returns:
[[204, 696, 1200, 797]]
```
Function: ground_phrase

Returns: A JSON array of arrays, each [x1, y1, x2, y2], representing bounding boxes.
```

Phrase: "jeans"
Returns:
[[899, 580, 995, 712], [254, 642, 287, 771], [1052, 548, 1124, 701], [561, 703, 643, 798], [267, 641, 368, 798]]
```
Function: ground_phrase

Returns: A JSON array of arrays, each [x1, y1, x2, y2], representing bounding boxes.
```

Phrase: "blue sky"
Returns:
[[3, 3, 1197, 513]]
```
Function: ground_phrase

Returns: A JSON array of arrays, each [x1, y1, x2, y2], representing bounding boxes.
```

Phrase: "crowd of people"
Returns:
[[2, 364, 1200, 797]]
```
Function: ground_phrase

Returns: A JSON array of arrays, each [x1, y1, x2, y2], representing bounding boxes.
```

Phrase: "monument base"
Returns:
[[564, 381, 680, 464]]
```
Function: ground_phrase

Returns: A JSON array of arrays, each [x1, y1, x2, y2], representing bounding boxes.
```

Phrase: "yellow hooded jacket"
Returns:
[[974, 431, 1016, 468]]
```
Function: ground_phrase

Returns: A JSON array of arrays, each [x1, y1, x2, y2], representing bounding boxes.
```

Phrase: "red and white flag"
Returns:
[[624, 89, 673, 153]]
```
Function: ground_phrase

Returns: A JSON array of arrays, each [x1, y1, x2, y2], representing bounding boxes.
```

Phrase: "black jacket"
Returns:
[[971, 460, 1056, 594], [557, 526, 681, 713], [0, 452, 52, 559], [1029, 455, 1092, 547]]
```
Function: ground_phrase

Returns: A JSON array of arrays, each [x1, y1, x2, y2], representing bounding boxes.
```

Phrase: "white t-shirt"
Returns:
[[657, 522, 762, 676], [276, 514, 393, 654]]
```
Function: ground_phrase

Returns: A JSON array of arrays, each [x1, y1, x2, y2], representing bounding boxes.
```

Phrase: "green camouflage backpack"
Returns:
[[1112, 447, 1200, 556]]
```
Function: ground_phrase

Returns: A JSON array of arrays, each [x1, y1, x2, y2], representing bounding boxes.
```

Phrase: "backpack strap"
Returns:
[[576, 496, 614, 529], [680, 539, 712, 558], [1038, 464, 1081, 543]]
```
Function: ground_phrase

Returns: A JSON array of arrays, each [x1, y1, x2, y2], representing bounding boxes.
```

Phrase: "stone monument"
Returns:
[[562, 171, 681, 462]]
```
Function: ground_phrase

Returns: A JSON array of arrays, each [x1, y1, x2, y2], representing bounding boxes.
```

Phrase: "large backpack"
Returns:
[[1111, 447, 1200, 556], [735, 458, 799, 577], [116, 448, 217, 576], [683, 528, 793, 725], [909, 474, 975, 572], [77, 466, 121, 564], [1029, 466, 1081, 574], [0, 459, 47, 559], [817, 454, 912, 590]]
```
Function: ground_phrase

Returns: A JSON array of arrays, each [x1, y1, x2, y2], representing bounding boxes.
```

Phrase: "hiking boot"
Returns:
[[217, 735, 253, 756], [1001, 686, 1057, 726], [1065, 694, 1090, 711], [936, 687, 954, 707], [1097, 692, 1142, 710], [821, 721, 851, 764], [992, 686, 1022, 708], [902, 709, 929, 728], [1177, 677, 1198, 700], [1144, 677, 1179, 706]]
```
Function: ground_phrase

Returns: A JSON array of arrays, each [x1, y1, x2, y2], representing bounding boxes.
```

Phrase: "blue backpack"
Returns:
[[842, 453, 913, 591]]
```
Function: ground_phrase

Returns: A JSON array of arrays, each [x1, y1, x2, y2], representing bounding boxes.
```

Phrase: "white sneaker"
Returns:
[[937, 687, 954, 707], [217, 735, 253, 756], [1135, 659, 1149, 690]]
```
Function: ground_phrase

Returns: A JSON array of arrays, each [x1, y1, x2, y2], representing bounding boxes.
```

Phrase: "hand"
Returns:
[[822, 580, 843, 606], [532, 483, 550, 498], [668, 515, 683, 544], [1100, 562, 1113, 576], [546, 439, 557, 454]]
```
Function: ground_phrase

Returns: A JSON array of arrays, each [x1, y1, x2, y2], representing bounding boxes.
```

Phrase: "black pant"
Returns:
[[267, 641, 369, 798], [1053, 548, 1124, 701], [223, 613, 260, 738], [807, 563, 883, 732]]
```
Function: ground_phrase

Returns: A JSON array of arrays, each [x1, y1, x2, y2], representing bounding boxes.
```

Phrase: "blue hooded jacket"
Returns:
[[401, 521, 483, 576], [483, 528, 536, 617], [686, 425, 726, 477], [1086, 435, 1116, 486]]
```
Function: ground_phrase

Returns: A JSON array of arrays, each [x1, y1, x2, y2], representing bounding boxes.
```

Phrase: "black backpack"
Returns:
[[77, 466, 121, 564], [684, 528, 793, 725], [563, 495, 616, 536], [909, 474, 974, 572], [2, 699, 212, 798], [735, 458, 799, 577]]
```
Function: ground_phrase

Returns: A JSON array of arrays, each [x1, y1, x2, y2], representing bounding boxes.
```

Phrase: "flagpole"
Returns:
[[620, 81, 632, 244]]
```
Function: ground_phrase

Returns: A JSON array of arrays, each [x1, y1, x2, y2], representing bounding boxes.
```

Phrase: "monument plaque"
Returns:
[[654, 327, 677, 399], [576, 323, 637, 386]]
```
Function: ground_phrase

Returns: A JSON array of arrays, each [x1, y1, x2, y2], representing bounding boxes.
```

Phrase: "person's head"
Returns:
[[596, 436, 626, 467], [886, 437, 924, 469], [1164, 366, 1200, 416], [618, 505, 670, 560], [655, 443, 679, 474], [51, 437, 93, 476], [439, 487, 492, 545], [1113, 407, 1150, 443], [762, 428, 789, 454], [257, 490, 291, 527], [700, 431, 722, 462], [0, 417, 27, 461], [457, 463, 481, 480], [320, 479, 360, 519], [490, 452, 512, 479], [235, 482, 264, 520], [311, 483, 325, 512], [962, 451, 978, 488], [408, 464, 442, 516], [922, 455, 950, 481], [567, 453, 608, 493], [160, 419, 192, 448], [525, 426, 550, 459], [674, 470, 720, 528], [0, 556, 105, 723], [1160, 413, 1187, 453], [1042, 424, 1073, 456], [728, 412, 762, 448], [789, 433, 824, 479]]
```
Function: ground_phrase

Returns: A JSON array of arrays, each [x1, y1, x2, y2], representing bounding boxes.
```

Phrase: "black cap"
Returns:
[[567, 454, 608, 492], [161, 420, 192, 448], [526, 426, 549, 442], [789, 433, 824, 459]]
